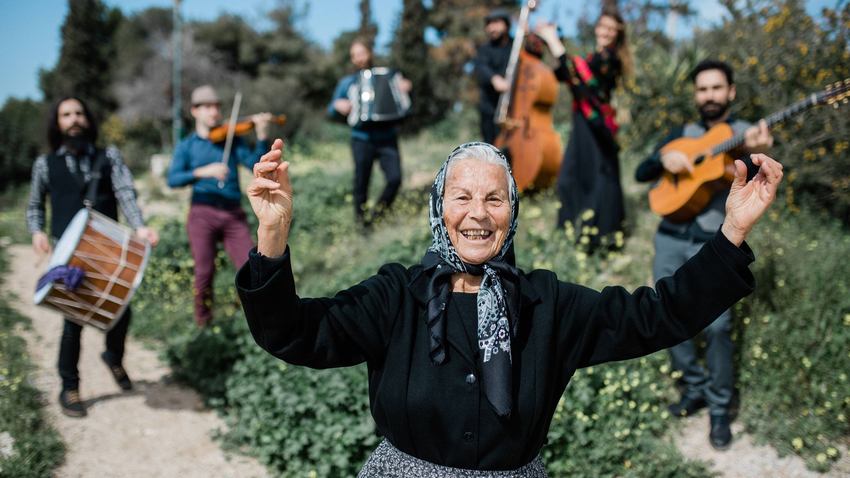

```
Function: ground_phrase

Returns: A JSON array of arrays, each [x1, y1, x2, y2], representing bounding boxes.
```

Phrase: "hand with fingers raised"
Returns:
[[248, 138, 293, 257], [721, 153, 784, 246]]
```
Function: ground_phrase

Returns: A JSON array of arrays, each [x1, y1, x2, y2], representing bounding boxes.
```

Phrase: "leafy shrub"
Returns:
[[734, 205, 850, 471], [222, 348, 377, 477], [0, 248, 65, 478]]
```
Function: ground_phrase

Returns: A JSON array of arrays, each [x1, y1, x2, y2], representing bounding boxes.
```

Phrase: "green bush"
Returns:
[[544, 357, 712, 478], [0, 247, 65, 478], [735, 205, 850, 471], [223, 348, 377, 477]]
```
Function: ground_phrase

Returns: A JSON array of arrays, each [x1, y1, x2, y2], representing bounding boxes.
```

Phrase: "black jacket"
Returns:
[[235, 232, 755, 470], [473, 38, 512, 114]]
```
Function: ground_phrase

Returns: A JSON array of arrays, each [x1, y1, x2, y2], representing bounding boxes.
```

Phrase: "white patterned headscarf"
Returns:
[[421, 142, 520, 417]]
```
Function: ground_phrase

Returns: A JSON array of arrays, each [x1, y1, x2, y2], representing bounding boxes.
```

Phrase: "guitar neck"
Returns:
[[711, 94, 820, 155]]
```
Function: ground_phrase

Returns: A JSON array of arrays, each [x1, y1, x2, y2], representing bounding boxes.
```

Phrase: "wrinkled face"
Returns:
[[350, 42, 372, 70], [191, 102, 222, 129], [443, 158, 511, 265], [694, 69, 736, 122], [57, 99, 89, 137], [595, 15, 620, 50], [485, 19, 508, 42]]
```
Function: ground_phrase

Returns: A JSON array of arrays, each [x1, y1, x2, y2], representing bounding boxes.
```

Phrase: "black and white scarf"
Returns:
[[421, 142, 520, 417]]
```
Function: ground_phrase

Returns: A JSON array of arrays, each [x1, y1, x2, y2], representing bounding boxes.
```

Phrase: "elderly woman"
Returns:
[[237, 140, 783, 476]]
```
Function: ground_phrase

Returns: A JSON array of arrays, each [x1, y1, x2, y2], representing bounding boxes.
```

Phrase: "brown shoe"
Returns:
[[59, 389, 87, 417], [101, 352, 133, 391]]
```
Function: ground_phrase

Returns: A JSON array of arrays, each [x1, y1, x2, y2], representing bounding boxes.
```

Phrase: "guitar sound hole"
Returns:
[[694, 155, 706, 165]]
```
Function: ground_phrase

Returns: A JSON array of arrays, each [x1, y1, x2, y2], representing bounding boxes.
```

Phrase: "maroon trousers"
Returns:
[[187, 204, 254, 326]]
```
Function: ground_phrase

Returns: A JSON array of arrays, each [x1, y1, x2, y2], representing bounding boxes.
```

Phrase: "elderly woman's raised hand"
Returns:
[[248, 139, 292, 257], [721, 154, 783, 246]]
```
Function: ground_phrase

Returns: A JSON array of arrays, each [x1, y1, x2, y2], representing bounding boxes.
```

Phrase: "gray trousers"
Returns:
[[653, 231, 734, 416]]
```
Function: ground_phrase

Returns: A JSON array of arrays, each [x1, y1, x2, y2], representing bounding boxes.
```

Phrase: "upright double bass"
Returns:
[[494, 0, 563, 192]]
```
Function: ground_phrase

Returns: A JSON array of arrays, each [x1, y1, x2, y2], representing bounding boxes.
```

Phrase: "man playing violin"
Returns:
[[167, 85, 272, 327], [634, 60, 773, 450]]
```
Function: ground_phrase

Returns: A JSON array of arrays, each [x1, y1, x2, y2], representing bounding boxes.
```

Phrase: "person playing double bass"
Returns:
[[536, 8, 632, 253], [167, 85, 273, 327], [473, 9, 513, 145]]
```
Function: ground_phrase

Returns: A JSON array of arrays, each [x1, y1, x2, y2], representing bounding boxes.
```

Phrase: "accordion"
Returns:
[[347, 67, 411, 127]]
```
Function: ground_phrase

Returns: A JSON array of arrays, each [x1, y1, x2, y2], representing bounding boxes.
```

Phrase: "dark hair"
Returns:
[[690, 60, 735, 85], [484, 9, 511, 28], [599, 7, 633, 79], [46, 96, 98, 152], [350, 37, 374, 54]]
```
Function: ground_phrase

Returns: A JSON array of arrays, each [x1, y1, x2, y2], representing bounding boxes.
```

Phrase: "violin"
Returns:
[[493, 0, 563, 192], [208, 114, 287, 143]]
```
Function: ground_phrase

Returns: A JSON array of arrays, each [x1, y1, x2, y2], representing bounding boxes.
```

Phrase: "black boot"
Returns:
[[667, 395, 706, 417], [709, 414, 732, 450]]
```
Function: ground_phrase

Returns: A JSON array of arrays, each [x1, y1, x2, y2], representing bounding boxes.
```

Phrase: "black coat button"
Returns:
[[463, 431, 474, 442], [465, 373, 477, 385]]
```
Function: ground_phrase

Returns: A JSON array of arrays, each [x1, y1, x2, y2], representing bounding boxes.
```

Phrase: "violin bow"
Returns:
[[218, 91, 242, 188]]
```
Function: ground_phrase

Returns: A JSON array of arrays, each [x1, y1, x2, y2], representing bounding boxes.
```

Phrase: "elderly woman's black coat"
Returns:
[[235, 232, 754, 470]]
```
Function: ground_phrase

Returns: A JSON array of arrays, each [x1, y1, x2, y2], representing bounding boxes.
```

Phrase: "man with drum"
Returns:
[[167, 85, 272, 328], [328, 38, 412, 228], [26, 96, 159, 417], [473, 9, 513, 144]]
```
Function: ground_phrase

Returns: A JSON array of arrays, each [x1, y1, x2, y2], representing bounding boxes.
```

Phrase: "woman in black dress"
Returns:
[[237, 138, 783, 476], [537, 9, 632, 252]]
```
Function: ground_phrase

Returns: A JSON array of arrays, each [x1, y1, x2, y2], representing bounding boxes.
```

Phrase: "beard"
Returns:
[[698, 100, 730, 122], [62, 126, 91, 152]]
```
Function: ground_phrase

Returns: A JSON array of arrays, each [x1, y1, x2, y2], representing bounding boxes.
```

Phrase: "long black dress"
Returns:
[[554, 48, 625, 252]]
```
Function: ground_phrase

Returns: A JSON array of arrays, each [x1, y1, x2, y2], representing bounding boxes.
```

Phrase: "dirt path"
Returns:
[[5, 244, 268, 478], [673, 410, 850, 477]]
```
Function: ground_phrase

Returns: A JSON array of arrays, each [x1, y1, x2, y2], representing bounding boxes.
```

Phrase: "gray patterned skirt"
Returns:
[[357, 439, 549, 478]]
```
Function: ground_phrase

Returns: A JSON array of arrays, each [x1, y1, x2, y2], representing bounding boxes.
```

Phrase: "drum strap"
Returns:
[[83, 150, 108, 209]]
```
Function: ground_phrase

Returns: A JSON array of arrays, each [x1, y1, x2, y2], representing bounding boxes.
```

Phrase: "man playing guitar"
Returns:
[[634, 59, 773, 450]]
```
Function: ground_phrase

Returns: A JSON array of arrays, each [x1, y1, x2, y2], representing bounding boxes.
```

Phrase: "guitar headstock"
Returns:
[[821, 78, 850, 109]]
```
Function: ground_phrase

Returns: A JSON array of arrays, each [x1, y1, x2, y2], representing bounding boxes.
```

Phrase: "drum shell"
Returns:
[[33, 209, 150, 331]]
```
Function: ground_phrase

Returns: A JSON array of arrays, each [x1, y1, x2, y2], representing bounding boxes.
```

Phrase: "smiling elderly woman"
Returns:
[[237, 141, 783, 477]]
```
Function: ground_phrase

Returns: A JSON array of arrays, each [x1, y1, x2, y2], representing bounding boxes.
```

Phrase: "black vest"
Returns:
[[47, 149, 118, 238]]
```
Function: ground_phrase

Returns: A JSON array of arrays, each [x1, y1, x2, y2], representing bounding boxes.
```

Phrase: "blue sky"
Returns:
[[0, 0, 834, 103]]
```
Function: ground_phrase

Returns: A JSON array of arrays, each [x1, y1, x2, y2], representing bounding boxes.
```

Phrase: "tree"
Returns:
[[358, 0, 378, 42], [391, 0, 439, 132], [39, 0, 122, 118], [0, 99, 46, 189]]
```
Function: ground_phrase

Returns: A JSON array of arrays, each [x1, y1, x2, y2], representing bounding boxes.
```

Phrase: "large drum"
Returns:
[[34, 208, 150, 331], [347, 67, 411, 126]]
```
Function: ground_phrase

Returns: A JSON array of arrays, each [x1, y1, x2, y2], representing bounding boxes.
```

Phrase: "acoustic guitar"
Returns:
[[648, 78, 849, 222]]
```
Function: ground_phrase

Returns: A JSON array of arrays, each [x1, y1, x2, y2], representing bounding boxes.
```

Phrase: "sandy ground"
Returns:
[[672, 409, 850, 477], [5, 244, 268, 478]]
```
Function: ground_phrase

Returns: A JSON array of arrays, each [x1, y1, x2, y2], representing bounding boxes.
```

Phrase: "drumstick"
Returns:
[[219, 91, 242, 188]]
